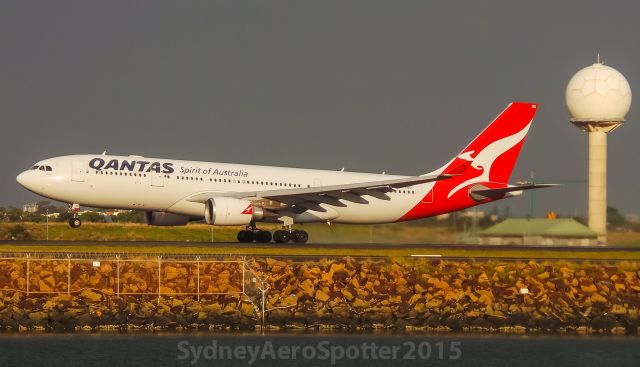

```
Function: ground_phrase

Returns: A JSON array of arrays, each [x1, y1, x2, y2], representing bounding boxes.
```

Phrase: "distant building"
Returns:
[[460, 210, 486, 220], [22, 203, 38, 213], [478, 218, 598, 246], [436, 210, 492, 221], [104, 209, 127, 216], [626, 213, 640, 224]]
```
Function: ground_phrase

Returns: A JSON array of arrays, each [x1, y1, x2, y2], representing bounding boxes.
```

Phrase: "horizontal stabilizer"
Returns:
[[469, 183, 559, 201]]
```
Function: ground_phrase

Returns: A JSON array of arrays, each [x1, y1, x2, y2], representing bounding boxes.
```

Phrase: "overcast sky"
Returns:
[[1, 1, 638, 217]]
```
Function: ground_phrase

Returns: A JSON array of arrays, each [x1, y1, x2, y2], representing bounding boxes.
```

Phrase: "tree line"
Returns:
[[0, 201, 145, 223]]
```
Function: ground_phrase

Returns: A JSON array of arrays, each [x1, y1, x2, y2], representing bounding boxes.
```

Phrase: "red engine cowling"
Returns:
[[145, 211, 191, 226], [204, 197, 263, 225]]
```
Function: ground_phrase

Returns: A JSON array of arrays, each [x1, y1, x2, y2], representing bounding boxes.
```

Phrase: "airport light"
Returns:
[[566, 56, 632, 243], [45, 209, 49, 241]]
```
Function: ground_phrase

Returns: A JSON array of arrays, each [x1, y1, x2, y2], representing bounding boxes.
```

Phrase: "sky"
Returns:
[[1, 0, 638, 218]]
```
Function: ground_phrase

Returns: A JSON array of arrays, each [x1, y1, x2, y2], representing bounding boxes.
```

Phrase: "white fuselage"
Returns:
[[17, 154, 431, 224], [16, 103, 540, 228]]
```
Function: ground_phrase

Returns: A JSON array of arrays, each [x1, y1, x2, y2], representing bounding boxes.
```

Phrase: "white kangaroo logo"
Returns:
[[447, 122, 532, 198]]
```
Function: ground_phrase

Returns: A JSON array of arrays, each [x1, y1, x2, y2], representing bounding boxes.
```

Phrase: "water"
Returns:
[[0, 332, 638, 367]]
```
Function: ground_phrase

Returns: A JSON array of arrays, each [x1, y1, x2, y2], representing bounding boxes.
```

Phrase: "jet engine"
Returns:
[[204, 197, 263, 225], [145, 211, 191, 226]]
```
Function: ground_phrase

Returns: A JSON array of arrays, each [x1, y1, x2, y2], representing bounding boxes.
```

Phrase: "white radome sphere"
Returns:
[[565, 63, 632, 121]]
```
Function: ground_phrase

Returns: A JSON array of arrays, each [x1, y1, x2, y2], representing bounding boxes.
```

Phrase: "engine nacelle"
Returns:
[[145, 211, 190, 226], [204, 197, 263, 225]]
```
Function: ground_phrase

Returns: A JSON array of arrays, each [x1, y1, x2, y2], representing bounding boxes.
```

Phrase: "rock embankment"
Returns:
[[0, 256, 638, 334]]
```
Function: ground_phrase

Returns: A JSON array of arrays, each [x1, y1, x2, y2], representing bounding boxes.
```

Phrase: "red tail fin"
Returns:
[[441, 102, 538, 197], [401, 102, 538, 222]]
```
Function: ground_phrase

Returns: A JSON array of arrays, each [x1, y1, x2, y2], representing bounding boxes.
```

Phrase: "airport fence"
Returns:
[[0, 253, 262, 302]]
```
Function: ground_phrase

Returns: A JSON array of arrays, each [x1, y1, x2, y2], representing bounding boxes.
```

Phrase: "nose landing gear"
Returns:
[[69, 217, 82, 228], [68, 203, 81, 228]]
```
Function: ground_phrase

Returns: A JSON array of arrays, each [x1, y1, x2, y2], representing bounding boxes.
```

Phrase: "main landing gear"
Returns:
[[274, 229, 309, 244], [237, 229, 272, 243], [237, 224, 308, 244], [68, 203, 81, 228]]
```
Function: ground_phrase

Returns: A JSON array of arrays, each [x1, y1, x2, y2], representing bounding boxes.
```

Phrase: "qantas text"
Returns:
[[89, 158, 174, 174]]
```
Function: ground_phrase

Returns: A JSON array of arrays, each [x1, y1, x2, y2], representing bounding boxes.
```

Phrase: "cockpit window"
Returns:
[[34, 164, 53, 171]]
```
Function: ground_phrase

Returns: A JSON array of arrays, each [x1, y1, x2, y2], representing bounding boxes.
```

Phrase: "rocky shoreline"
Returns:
[[0, 256, 639, 335]]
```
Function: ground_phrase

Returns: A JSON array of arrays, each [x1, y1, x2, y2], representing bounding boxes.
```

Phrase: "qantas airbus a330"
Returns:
[[16, 102, 554, 244]]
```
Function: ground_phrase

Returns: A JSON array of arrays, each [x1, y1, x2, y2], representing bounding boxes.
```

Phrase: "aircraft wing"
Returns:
[[186, 174, 455, 211]]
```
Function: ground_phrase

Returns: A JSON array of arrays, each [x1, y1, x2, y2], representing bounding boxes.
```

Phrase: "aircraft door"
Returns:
[[71, 160, 85, 182], [151, 172, 164, 187]]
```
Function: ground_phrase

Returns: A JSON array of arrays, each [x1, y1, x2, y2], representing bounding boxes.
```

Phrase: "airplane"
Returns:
[[16, 102, 555, 244]]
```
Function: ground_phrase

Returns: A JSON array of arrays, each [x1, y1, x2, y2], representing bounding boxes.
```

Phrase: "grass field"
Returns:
[[1, 222, 639, 260], [0, 222, 458, 243]]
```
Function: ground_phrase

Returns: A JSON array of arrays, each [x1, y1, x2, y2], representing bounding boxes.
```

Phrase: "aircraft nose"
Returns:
[[16, 171, 31, 188]]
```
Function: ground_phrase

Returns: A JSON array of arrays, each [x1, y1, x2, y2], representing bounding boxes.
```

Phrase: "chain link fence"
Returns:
[[0, 253, 256, 302]]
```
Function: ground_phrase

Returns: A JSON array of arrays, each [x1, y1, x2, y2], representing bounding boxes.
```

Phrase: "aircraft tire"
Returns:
[[255, 230, 272, 243], [273, 230, 291, 244], [237, 230, 255, 243], [291, 230, 309, 244], [69, 218, 81, 228]]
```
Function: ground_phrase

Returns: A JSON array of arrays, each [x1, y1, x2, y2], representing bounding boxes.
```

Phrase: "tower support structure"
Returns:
[[571, 120, 623, 244]]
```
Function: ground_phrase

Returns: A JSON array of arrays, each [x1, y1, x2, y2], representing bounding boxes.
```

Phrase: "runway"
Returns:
[[1, 240, 639, 261]]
